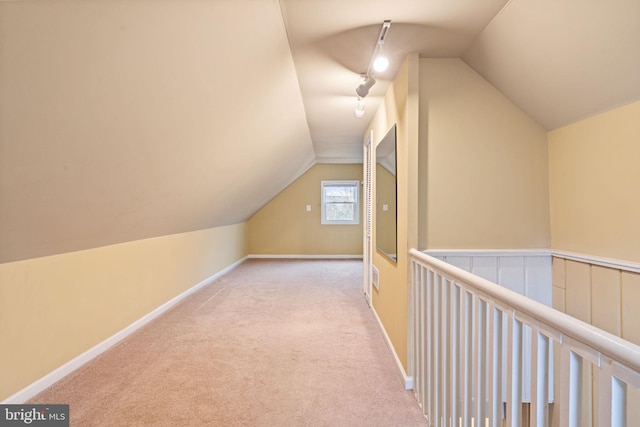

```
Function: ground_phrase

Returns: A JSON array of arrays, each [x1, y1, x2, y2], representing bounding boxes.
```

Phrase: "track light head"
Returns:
[[356, 78, 376, 98]]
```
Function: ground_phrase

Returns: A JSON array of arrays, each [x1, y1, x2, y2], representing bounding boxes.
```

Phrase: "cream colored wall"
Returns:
[[0, 223, 247, 401], [551, 256, 640, 426], [547, 102, 640, 424], [368, 53, 420, 372], [419, 58, 550, 250], [548, 101, 640, 264], [552, 257, 640, 343], [247, 164, 363, 256]]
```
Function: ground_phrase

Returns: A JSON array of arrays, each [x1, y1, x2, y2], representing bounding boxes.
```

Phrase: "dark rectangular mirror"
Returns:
[[376, 125, 397, 262]]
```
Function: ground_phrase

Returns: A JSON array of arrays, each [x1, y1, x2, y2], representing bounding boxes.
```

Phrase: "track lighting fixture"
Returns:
[[353, 20, 391, 118]]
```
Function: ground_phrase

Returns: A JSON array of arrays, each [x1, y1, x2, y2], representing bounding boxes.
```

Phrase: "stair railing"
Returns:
[[408, 248, 640, 427]]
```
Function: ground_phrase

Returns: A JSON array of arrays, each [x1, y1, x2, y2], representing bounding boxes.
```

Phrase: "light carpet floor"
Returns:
[[30, 259, 427, 426]]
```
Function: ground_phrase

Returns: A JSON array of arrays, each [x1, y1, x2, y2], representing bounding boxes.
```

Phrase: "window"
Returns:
[[321, 180, 360, 225]]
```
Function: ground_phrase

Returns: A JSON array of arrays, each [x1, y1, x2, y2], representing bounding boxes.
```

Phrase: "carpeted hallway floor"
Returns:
[[30, 259, 427, 426]]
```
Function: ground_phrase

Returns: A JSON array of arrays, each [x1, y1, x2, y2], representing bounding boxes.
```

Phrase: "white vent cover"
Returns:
[[372, 265, 379, 290]]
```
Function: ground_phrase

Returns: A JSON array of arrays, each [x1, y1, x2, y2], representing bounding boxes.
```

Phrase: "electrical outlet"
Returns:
[[306, 205, 311, 212]]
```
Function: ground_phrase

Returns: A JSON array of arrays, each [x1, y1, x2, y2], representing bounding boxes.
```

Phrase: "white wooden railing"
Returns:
[[409, 249, 640, 427]]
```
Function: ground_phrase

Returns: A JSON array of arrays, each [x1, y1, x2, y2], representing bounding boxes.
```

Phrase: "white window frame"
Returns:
[[321, 180, 360, 225]]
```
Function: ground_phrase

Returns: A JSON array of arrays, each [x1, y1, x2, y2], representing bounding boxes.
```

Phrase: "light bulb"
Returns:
[[373, 56, 389, 73], [354, 98, 366, 118]]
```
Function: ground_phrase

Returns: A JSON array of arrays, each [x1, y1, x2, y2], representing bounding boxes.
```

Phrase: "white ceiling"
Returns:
[[1, 0, 638, 262]]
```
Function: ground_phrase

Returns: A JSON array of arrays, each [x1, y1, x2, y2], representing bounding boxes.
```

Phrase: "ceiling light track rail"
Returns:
[[364, 20, 391, 79], [354, 20, 391, 118]]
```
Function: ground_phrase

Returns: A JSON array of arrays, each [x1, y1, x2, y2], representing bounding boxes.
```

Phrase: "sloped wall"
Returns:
[[0, 0, 314, 263]]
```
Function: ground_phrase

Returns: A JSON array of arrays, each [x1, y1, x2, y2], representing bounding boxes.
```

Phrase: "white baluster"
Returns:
[[611, 376, 626, 427]]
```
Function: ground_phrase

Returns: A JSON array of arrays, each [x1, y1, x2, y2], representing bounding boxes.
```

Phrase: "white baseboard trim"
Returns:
[[370, 305, 413, 390], [247, 254, 363, 259], [2, 256, 247, 404]]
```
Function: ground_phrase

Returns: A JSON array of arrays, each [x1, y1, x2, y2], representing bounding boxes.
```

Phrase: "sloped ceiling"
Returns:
[[1, 0, 638, 262], [463, 0, 640, 130], [282, 0, 640, 161], [0, 0, 315, 262], [280, 0, 511, 162]]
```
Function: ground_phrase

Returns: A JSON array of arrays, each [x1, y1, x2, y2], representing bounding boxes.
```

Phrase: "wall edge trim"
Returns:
[[423, 247, 640, 274], [1, 256, 248, 404], [370, 304, 413, 390], [551, 250, 640, 274], [423, 249, 552, 257]]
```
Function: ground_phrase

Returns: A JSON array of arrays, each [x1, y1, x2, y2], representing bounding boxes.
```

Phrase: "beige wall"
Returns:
[[419, 58, 550, 250], [372, 55, 553, 381], [547, 103, 640, 424], [247, 164, 363, 256], [368, 53, 420, 372], [0, 223, 248, 401], [551, 256, 640, 426], [548, 101, 640, 263], [551, 257, 640, 341]]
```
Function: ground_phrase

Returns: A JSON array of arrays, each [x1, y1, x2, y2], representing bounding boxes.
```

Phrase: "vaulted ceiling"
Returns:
[[1, 0, 638, 262]]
